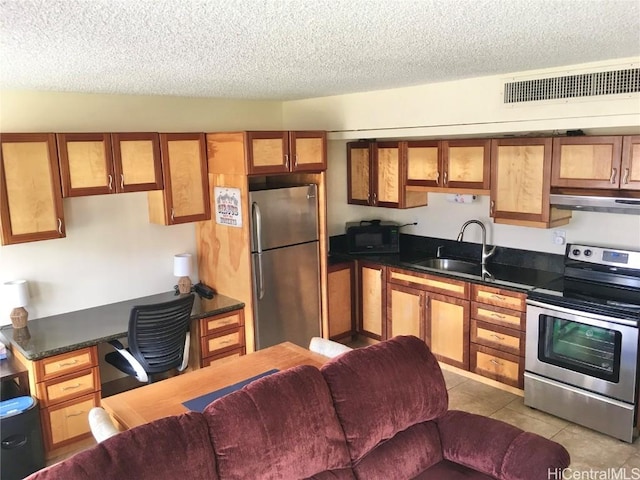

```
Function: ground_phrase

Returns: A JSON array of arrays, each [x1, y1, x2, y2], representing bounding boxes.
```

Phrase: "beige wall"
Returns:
[[284, 58, 640, 254], [0, 90, 283, 323]]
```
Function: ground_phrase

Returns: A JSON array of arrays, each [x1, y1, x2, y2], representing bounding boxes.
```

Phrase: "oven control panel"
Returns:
[[568, 244, 640, 270]]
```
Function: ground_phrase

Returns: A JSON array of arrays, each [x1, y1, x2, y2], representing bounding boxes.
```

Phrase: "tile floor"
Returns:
[[442, 368, 640, 472]]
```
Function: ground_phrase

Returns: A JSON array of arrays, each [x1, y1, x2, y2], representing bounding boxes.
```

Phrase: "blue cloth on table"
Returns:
[[182, 369, 280, 412]]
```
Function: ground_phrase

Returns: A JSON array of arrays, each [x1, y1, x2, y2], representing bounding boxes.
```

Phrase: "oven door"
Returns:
[[526, 300, 638, 403]]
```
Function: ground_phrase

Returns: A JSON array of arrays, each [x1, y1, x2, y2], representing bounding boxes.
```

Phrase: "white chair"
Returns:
[[309, 337, 353, 358], [88, 407, 120, 443]]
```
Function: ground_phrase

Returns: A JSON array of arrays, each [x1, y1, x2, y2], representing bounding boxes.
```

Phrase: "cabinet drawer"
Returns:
[[41, 392, 99, 450], [387, 267, 469, 300], [202, 347, 245, 368], [36, 347, 98, 382], [38, 367, 99, 407], [471, 320, 524, 356], [200, 309, 244, 336], [472, 284, 525, 312], [472, 302, 525, 331], [470, 344, 523, 389], [201, 328, 245, 357]]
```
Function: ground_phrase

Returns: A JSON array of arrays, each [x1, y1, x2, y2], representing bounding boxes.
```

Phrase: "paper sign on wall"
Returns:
[[214, 187, 242, 228]]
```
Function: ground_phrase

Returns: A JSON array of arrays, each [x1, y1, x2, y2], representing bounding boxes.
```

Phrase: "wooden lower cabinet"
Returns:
[[470, 344, 524, 389], [328, 261, 355, 340], [387, 284, 424, 339], [358, 261, 386, 340], [425, 292, 470, 370], [41, 392, 101, 450], [199, 308, 246, 367]]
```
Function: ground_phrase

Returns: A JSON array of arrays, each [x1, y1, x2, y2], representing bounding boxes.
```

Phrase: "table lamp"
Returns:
[[174, 253, 193, 294], [4, 280, 30, 329]]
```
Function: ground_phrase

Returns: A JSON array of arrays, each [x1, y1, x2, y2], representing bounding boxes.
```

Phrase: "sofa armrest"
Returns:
[[436, 410, 569, 480]]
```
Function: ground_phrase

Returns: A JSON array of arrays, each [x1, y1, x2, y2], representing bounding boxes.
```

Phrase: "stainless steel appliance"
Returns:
[[250, 184, 321, 350], [345, 220, 400, 254], [525, 244, 640, 442]]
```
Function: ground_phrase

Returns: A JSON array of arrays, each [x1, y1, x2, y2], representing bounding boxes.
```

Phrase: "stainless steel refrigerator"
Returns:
[[250, 184, 321, 350]]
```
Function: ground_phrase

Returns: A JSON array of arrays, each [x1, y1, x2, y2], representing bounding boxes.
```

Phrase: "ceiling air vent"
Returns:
[[504, 68, 640, 104]]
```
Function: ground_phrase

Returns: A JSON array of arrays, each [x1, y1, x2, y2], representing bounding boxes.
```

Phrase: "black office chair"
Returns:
[[105, 294, 195, 384]]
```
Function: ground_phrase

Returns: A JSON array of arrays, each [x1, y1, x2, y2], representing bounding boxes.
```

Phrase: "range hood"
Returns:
[[550, 194, 640, 215]]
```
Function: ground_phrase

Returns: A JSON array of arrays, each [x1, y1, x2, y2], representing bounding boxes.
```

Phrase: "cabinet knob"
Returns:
[[284, 154, 290, 169], [443, 171, 448, 185], [170, 208, 175, 222], [120, 174, 125, 189], [57, 218, 63, 235], [623, 168, 630, 185], [108, 174, 113, 190], [435, 172, 440, 186], [372, 192, 377, 205], [490, 200, 495, 215], [610, 168, 618, 184], [294, 154, 299, 167]]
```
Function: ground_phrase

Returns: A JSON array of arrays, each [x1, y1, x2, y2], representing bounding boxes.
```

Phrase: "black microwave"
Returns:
[[346, 220, 400, 254]]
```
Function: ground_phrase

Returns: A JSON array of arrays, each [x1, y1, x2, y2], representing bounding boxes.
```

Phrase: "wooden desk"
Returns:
[[101, 342, 329, 430]]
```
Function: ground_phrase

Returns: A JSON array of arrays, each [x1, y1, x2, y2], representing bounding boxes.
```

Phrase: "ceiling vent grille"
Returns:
[[504, 68, 640, 104]]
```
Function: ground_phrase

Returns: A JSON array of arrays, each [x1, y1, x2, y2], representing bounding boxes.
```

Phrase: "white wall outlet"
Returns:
[[553, 230, 566, 245]]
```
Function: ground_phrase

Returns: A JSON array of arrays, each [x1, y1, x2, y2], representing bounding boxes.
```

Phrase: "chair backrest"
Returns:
[[128, 294, 195, 374]]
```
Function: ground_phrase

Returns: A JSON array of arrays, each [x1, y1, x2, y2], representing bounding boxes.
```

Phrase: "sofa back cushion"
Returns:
[[204, 365, 351, 480], [27, 412, 217, 480], [320, 335, 448, 463]]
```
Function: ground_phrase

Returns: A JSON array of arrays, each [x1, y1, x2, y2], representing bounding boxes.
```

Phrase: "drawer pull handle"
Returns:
[[61, 383, 82, 391], [491, 313, 506, 319], [220, 339, 233, 345], [491, 294, 506, 300], [489, 359, 503, 366], [58, 360, 79, 367], [490, 334, 505, 341], [66, 410, 87, 418]]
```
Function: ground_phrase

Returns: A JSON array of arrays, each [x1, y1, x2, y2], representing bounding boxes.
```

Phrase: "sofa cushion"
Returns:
[[413, 460, 497, 480], [500, 431, 571, 480], [204, 365, 351, 480], [321, 335, 448, 463], [27, 412, 217, 480], [353, 422, 443, 479]]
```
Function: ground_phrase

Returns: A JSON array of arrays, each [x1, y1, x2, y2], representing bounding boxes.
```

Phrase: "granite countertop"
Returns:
[[329, 234, 564, 293], [0, 292, 244, 361]]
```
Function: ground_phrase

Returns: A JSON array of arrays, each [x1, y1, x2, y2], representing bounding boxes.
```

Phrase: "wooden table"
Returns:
[[101, 342, 329, 430]]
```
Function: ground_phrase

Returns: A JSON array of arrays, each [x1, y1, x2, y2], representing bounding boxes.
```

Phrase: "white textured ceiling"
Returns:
[[1, 0, 639, 101]]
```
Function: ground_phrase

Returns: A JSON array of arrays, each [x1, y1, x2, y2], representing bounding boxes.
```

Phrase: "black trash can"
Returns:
[[0, 395, 46, 480]]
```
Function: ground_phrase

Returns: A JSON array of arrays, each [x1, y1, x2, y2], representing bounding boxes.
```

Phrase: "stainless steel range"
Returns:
[[525, 243, 640, 443]]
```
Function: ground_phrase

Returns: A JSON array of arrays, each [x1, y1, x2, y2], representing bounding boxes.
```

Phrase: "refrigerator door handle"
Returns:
[[252, 202, 265, 300], [256, 253, 265, 300]]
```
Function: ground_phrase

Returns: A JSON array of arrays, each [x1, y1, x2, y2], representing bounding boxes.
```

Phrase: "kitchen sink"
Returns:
[[412, 258, 481, 274]]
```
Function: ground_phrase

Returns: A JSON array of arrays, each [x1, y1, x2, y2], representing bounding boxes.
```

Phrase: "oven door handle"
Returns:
[[526, 299, 639, 328]]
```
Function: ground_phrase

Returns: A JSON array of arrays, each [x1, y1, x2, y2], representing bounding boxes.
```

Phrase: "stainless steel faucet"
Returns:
[[456, 220, 496, 266]]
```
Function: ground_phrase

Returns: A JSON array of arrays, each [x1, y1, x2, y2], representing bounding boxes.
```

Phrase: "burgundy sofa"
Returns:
[[28, 336, 569, 480]]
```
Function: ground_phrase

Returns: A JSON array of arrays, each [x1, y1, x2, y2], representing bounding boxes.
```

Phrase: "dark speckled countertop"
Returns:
[[0, 292, 244, 361]]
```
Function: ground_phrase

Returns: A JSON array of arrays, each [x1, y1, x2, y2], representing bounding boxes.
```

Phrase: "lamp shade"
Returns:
[[173, 254, 192, 277], [4, 280, 30, 307]]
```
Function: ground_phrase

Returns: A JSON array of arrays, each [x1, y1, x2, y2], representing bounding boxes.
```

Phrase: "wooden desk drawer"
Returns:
[[36, 347, 98, 382], [41, 392, 100, 450], [470, 344, 523, 389], [472, 284, 525, 312], [471, 320, 524, 357], [38, 367, 99, 407], [200, 309, 244, 336], [387, 267, 469, 299], [202, 347, 245, 368], [201, 328, 245, 357], [472, 302, 525, 331]]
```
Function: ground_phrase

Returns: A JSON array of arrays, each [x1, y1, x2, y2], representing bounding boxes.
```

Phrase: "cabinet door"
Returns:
[[374, 141, 402, 207], [406, 141, 440, 187], [347, 142, 372, 205], [57, 133, 114, 197], [246, 131, 289, 175], [387, 283, 424, 339], [290, 131, 327, 172], [621, 135, 640, 191], [112, 132, 163, 193], [328, 262, 355, 340], [442, 139, 491, 190], [150, 133, 211, 225], [425, 292, 469, 370], [358, 262, 386, 340], [490, 138, 570, 228], [0, 133, 65, 245], [551, 136, 623, 189]]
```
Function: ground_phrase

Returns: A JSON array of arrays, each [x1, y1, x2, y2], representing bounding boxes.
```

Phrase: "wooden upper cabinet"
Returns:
[[58, 132, 163, 196], [491, 138, 571, 229], [347, 141, 371, 205], [375, 141, 402, 208], [148, 133, 211, 225], [57, 133, 114, 197], [406, 139, 491, 192], [551, 136, 624, 189], [246, 131, 326, 175], [112, 133, 163, 193], [621, 135, 640, 191], [0, 133, 66, 245]]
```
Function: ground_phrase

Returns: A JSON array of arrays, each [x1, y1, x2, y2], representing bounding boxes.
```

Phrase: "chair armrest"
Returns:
[[107, 340, 148, 383], [436, 410, 569, 480], [108, 339, 125, 350]]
